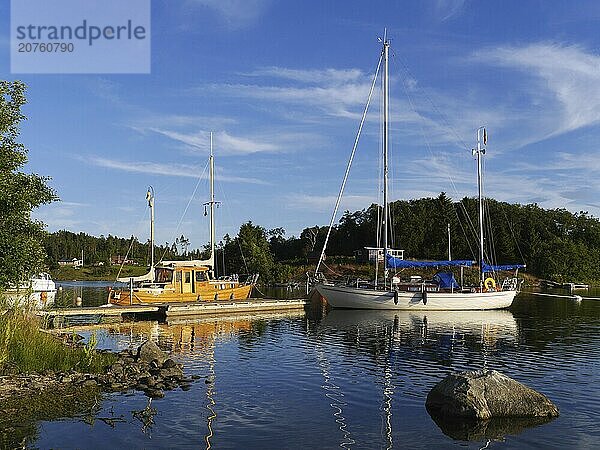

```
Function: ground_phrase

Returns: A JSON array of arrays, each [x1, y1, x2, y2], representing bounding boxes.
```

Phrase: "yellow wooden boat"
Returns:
[[108, 133, 257, 306], [108, 263, 256, 305]]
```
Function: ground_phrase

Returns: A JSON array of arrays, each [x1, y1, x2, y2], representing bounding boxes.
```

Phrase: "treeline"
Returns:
[[44, 193, 600, 284], [44, 231, 206, 267]]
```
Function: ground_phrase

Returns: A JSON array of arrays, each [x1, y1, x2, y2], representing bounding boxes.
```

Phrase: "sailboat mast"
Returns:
[[210, 132, 216, 268], [146, 186, 155, 268], [475, 127, 486, 287], [383, 35, 390, 285]]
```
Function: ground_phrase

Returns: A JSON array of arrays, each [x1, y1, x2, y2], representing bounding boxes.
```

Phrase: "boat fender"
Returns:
[[484, 277, 496, 292], [394, 289, 398, 305]]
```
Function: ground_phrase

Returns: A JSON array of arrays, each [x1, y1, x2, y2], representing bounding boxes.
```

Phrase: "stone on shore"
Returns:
[[426, 370, 559, 420], [137, 340, 168, 365]]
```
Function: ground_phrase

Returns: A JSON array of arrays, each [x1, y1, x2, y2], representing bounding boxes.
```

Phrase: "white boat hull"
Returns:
[[315, 284, 517, 310], [3, 273, 56, 309]]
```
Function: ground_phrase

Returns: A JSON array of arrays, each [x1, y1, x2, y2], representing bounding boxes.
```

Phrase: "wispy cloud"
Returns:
[[433, 0, 466, 22], [131, 114, 237, 130], [476, 43, 600, 139], [87, 156, 268, 184], [146, 128, 279, 154], [202, 82, 373, 119], [285, 194, 377, 213], [244, 67, 365, 84], [187, 0, 271, 29]]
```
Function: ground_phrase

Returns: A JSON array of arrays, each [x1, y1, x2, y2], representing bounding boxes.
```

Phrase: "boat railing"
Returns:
[[501, 277, 522, 292]]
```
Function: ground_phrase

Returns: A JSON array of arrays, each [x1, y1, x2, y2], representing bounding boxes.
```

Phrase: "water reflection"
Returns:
[[428, 414, 555, 442], [94, 311, 306, 449], [318, 309, 524, 445], [28, 292, 600, 449]]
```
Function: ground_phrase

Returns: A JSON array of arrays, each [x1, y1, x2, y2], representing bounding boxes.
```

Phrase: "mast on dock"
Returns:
[[473, 127, 487, 288], [203, 132, 220, 273], [146, 185, 155, 268], [382, 31, 390, 288]]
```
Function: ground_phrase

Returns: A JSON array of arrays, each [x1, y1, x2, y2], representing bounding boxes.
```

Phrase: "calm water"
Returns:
[[25, 285, 600, 448]]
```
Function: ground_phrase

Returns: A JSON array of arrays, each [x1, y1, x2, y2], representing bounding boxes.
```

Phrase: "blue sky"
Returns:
[[3, 0, 600, 249]]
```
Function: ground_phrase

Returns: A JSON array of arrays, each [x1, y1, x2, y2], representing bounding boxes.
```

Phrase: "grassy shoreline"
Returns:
[[51, 264, 148, 281], [0, 306, 115, 375]]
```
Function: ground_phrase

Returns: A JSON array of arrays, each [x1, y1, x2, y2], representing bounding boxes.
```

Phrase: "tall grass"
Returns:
[[0, 304, 115, 374]]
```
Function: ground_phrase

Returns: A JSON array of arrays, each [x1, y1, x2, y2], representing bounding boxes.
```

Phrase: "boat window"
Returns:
[[156, 268, 173, 283], [196, 271, 207, 282], [185, 272, 191, 283], [176, 271, 182, 282]]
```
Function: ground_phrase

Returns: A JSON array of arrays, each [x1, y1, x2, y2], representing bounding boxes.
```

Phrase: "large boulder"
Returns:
[[426, 370, 559, 420], [136, 340, 167, 365]]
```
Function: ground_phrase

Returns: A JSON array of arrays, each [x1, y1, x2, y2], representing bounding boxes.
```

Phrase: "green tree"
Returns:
[[0, 81, 57, 289]]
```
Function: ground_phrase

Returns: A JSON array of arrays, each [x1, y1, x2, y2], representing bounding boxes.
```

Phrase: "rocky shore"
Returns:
[[0, 340, 199, 403]]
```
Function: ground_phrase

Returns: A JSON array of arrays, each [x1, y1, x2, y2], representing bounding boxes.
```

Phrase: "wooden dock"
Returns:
[[165, 298, 308, 317], [37, 298, 308, 327]]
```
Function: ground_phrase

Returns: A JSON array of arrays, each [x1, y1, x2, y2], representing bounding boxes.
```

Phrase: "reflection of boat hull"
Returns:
[[316, 284, 516, 310], [323, 308, 518, 334]]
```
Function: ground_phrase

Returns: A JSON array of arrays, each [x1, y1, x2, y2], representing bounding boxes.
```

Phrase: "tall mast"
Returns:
[[383, 33, 390, 286], [473, 127, 486, 287], [447, 223, 451, 261], [210, 132, 216, 268], [146, 186, 155, 268]]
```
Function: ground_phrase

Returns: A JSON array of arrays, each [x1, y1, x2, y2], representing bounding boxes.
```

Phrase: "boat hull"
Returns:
[[315, 284, 516, 310], [109, 283, 254, 306]]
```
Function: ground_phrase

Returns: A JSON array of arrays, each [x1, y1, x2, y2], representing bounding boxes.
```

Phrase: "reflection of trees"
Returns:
[[0, 385, 101, 449], [511, 294, 600, 352]]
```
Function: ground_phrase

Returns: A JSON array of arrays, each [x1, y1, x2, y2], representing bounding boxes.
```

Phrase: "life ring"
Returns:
[[484, 277, 496, 291]]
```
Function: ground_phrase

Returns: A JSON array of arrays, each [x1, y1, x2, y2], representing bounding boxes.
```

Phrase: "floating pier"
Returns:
[[165, 298, 308, 317], [38, 298, 309, 327]]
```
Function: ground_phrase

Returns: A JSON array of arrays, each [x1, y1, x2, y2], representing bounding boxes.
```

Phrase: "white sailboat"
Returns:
[[314, 35, 524, 311], [3, 272, 56, 309]]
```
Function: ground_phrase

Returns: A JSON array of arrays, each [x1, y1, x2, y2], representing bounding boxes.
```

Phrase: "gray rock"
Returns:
[[137, 340, 167, 365], [160, 366, 184, 379], [82, 379, 98, 388], [145, 389, 164, 399], [426, 370, 560, 420], [162, 358, 177, 369], [110, 363, 124, 376]]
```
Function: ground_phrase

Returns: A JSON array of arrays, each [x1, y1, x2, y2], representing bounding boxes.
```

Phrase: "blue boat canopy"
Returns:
[[386, 254, 474, 269], [433, 272, 460, 289], [482, 263, 526, 273]]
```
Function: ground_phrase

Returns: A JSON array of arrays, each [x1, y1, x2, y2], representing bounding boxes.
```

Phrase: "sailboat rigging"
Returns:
[[313, 34, 524, 310], [108, 133, 258, 305]]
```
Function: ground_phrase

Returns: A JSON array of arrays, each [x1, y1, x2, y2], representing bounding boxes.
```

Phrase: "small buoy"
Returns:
[[76, 296, 82, 307], [58, 286, 63, 292]]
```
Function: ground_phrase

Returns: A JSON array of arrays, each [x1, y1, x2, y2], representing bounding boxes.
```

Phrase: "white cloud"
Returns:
[[285, 194, 377, 213], [433, 0, 466, 22], [188, 0, 271, 29], [87, 156, 268, 184], [146, 128, 278, 154], [244, 67, 365, 85], [131, 114, 236, 130], [204, 82, 373, 119], [477, 43, 600, 138]]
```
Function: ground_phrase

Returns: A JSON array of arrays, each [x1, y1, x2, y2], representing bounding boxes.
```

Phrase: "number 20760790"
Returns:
[[17, 42, 74, 52]]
